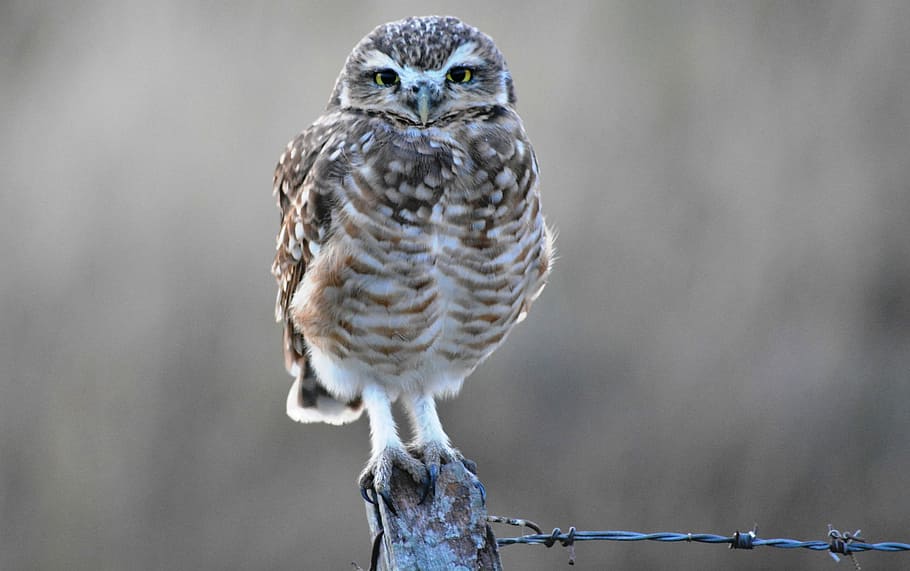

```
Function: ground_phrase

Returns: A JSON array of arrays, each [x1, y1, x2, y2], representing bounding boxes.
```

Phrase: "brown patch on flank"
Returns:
[[290, 251, 349, 352]]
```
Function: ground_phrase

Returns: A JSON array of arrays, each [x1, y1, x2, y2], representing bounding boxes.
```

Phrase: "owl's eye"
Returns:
[[373, 69, 399, 87], [446, 67, 473, 84]]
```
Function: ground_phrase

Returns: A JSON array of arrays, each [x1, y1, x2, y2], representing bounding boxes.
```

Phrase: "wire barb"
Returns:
[[564, 526, 577, 565], [533, 526, 579, 565], [828, 525, 864, 570], [730, 524, 758, 550]]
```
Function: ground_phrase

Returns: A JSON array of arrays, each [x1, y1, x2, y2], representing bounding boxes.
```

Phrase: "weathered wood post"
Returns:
[[364, 462, 502, 570]]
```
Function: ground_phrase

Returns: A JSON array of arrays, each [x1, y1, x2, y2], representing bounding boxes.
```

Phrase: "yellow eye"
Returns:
[[446, 67, 473, 83], [374, 69, 399, 86]]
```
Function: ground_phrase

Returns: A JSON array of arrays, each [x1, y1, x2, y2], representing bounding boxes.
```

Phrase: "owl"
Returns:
[[271, 15, 554, 505]]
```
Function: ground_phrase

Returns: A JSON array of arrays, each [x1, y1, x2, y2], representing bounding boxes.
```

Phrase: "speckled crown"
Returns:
[[357, 16, 498, 70]]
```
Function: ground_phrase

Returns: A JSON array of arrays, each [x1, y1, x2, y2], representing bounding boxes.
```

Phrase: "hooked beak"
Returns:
[[415, 82, 432, 126]]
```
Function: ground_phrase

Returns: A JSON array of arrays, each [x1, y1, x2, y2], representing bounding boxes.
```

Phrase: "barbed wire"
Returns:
[[490, 517, 910, 568]]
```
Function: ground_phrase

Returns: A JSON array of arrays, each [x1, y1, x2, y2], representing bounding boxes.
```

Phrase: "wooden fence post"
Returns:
[[364, 462, 502, 570]]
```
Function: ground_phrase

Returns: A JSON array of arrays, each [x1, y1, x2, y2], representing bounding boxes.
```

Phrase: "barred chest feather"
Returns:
[[290, 108, 553, 398]]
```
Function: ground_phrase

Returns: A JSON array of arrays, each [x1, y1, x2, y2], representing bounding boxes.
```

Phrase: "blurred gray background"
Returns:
[[2, 1, 909, 569]]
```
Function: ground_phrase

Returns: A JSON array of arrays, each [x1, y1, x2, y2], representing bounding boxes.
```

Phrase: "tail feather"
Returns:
[[283, 323, 363, 425]]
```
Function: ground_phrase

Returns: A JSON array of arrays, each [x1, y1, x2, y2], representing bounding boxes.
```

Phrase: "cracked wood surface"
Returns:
[[365, 462, 502, 570]]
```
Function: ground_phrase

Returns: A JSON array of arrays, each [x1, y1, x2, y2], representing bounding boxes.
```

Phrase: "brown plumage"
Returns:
[[271, 15, 554, 498]]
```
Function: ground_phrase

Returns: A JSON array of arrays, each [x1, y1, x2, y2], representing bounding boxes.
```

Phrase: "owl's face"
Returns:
[[330, 16, 515, 127]]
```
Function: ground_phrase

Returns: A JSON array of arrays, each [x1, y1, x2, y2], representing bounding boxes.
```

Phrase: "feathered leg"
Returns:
[[358, 385, 426, 511], [404, 392, 482, 500]]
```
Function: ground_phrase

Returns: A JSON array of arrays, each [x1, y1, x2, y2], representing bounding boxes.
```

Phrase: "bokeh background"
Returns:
[[2, 1, 909, 569]]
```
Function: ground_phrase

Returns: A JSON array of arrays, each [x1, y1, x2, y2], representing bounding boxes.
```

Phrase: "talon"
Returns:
[[420, 464, 438, 504], [358, 446, 426, 515], [459, 457, 485, 504], [474, 479, 487, 506], [378, 488, 397, 516]]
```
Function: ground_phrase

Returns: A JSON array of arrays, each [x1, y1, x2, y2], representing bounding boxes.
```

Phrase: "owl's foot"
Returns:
[[359, 446, 427, 515], [410, 442, 485, 505]]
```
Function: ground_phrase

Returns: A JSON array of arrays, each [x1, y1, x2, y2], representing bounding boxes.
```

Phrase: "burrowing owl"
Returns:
[[271, 15, 554, 503]]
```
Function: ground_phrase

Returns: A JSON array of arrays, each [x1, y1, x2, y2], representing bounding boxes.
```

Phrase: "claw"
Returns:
[[358, 446, 426, 516], [377, 488, 397, 516], [360, 479, 398, 514], [460, 457, 485, 505], [474, 479, 487, 506], [420, 463, 438, 505]]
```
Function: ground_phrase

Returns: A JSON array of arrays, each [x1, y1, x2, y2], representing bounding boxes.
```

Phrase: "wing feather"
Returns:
[[272, 115, 366, 424], [271, 118, 337, 376]]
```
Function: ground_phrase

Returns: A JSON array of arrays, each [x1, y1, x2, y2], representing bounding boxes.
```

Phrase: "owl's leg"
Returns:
[[358, 384, 427, 512], [405, 393, 483, 502]]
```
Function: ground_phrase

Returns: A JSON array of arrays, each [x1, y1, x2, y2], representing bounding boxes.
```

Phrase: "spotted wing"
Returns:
[[271, 117, 338, 379]]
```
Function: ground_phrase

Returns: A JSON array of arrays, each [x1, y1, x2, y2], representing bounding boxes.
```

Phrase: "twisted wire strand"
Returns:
[[494, 525, 910, 564]]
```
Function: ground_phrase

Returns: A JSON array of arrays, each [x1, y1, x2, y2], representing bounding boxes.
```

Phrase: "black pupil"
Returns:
[[377, 70, 397, 85], [450, 68, 468, 82]]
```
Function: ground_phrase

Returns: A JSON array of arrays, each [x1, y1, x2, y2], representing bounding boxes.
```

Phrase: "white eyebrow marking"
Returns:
[[359, 43, 484, 87], [440, 42, 483, 71], [360, 50, 398, 71]]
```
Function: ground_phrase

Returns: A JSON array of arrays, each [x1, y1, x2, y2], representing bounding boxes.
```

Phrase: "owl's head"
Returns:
[[329, 16, 516, 127]]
